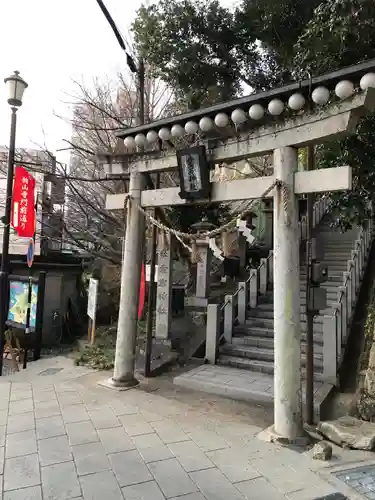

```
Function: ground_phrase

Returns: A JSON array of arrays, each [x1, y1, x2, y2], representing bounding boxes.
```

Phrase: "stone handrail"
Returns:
[[322, 219, 374, 383]]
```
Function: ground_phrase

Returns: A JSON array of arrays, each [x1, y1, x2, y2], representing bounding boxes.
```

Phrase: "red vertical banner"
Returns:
[[138, 262, 145, 320], [11, 166, 36, 238]]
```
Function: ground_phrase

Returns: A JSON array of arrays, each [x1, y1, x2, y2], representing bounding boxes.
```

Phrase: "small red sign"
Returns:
[[138, 262, 145, 320], [11, 166, 36, 238]]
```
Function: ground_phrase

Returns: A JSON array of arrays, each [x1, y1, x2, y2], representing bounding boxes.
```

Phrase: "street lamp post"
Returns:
[[0, 71, 28, 375]]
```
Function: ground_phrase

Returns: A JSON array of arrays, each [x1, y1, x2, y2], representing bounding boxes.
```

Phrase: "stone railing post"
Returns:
[[343, 272, 352, 324], [238, 282, 247, 324], [339, 286, 348, 345], [223, 295, 234, 343], [335, 302, 343, 362], [249, 269, 258, 308], [348, 260, 356, 308], [322, 313, 338, 385], [205, 304, 220, 364], [351, 250, 359, 293], [268, 250, 274, 287], [259, 258, 267, 295]]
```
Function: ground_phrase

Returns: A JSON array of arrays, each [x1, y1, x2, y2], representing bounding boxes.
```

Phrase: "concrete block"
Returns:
[[66, 420, 99, 446], [72, 441, 110, 475], [122, 480, 166, 500], [190, 467, 244, 500], [36, 416, 65, 440], [4, 486, 42, 500], [97, 426, 135, 454], [133, 432, 173, 463], [168, 440, 214, 472], [61, 404, 89, 424], [6, 430, 37, 458], [148, 458, 197, 498], [109, 450, 152, 487], [88, 407, 120, 430], [79, 471, 123, 500], [38, 435, 72, 467], [4, 453, 40, 491], [41, 461, 81, 500]]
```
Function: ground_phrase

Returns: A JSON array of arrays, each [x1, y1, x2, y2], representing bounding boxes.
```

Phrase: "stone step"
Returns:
[[217, 354, 323, 375], [219, 344, 324, 367], [232, 334, 324, 350], [233, 324, 325, 339], [245, 317, 324, 332]]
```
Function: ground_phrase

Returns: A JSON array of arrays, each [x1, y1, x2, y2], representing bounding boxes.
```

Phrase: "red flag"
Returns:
[[138, 262, 145, 320], [11, 166, 36, 238]]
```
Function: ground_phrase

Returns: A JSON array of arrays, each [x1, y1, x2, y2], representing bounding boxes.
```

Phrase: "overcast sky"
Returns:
[[0, 0, 236, 165]]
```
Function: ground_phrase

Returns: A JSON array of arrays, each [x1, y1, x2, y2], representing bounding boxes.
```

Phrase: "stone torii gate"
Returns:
[[103, 60, 375, 440]]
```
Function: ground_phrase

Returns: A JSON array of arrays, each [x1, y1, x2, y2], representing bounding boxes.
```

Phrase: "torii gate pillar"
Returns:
[[273, 147, 302, 438]]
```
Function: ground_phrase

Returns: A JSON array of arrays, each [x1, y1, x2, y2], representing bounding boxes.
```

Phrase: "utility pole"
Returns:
[[95, 0, 159, 381]]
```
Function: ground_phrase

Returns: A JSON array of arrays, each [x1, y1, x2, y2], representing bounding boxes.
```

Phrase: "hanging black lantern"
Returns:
[[176, 145, 211, 200]]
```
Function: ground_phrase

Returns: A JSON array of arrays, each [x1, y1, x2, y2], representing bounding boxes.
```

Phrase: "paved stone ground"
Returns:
[[174, 365, 333, 420], [0, 356, 372, 499]]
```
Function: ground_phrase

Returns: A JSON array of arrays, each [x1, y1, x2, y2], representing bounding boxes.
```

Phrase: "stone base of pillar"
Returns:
[[257, 425, 310, 447], [97, 377, 139, 391]]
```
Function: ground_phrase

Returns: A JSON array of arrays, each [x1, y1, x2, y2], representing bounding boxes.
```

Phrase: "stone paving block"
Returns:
[[72, 441, 110, 476], [109, 400, 139, 416], [151, 419, 189, 444], [149, 458, 198, 498], [61, 404, 89, 424], [0, 409, 8, 426], [41, 460, 81, 500], [66, 420, 99, 446], [168, 440, 214, 473], [119, 413, 155, 436], [132, 432, 174, 463], [57, 392, 83, 407], [10, 389, 32, 402], [0, 424, 6, 446], [4, 453, 40, 491], [7, 412, 35, 434], [140, 410, 165, 423], [286, 484, 342, 500], [190, 467, 245, 500], [122, 480, 166, 500], [97, 426, 135, 454], [109, 449, 152, 487], [32, 390, 56, 403], [79, 470, 124, 500], [4, 485, 42, 500], [186, 428, 229, 452], [38, 435, 72, 466], [6, 430, 37, 458], [9, 398, 34, 415], [34, 400, 61, 419], [88, 406, 120, 430], [235, 476, 285, 500], [169, 495, 206, 500], [36, 416, 65, 440], [206, 448, 261, 483]]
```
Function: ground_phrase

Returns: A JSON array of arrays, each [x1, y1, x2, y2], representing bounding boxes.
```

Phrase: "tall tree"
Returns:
[[132, 0, 258, 109], [293, 0, 375, 228]]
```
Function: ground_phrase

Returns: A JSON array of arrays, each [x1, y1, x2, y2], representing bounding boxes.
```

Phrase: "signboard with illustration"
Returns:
[[7, 280, 38, 330]]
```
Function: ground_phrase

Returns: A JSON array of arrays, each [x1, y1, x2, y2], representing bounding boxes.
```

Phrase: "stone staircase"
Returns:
[[217, 218, 359, 381], [203, 211, 373, 387]]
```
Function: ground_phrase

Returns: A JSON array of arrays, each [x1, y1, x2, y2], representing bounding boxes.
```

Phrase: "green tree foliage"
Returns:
[[132, 0, 257, 108], [294, 0, 375, 228]]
